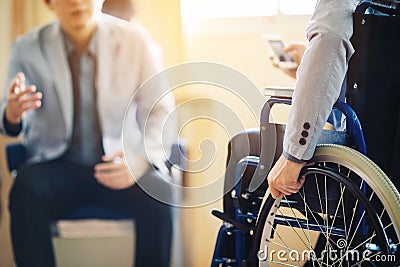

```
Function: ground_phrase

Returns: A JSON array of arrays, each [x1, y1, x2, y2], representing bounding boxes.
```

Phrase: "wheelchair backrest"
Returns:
[[346, 3, 400, 182]]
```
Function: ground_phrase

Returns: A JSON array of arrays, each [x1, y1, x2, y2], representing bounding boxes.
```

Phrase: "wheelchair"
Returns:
[[211, 95, 400, 267], [211, 1, 400, 266]]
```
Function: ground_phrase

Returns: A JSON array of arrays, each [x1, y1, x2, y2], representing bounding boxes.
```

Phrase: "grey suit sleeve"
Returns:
[[283, 0, 358, 161], [3, 115, 22, 136], [0, 38, 29, 137]]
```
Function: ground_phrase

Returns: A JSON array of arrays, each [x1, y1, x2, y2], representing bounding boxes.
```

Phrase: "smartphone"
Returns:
[[265, 36, 298, 69]]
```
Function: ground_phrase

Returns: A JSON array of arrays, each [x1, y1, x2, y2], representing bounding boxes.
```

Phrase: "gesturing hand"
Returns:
[[267, 155, 306, 199], [94, 151, 135, 190], [5, 72, 42, 124]]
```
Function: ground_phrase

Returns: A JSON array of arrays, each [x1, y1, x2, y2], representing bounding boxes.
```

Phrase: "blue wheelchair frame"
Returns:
[[211, 96, 367, 266]]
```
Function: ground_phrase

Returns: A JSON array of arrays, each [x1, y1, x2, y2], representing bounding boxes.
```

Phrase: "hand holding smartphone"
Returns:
[[263, 35, 298, 70]]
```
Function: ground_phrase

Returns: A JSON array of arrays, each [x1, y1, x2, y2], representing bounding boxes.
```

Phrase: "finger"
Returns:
[[9, 86, 38, 102], [283, 46, 296, 52], [270, 186, 282, 199], [284, 44, 303, 52], [275, 186, 294, 195], [95, 169, 124, 179], [94, 171, 115, 183], [276, 191, 285, 199], [8, 78, 19, 95], [13, 76, 27, 94], [285, 186, 301, 194], [272, 57, 280, 68], [12, 98, 41, 113], [102, 150, 124, 162], [285, 184, 303, 191], [94, 175, 111, 187], [16, 86, 38, 100], [8, 73, 25, 94], [267, 175, 275, 187], [286, 180, 304, 189], [281, 69, 297, 79], [17, 72, 25, 84], [274, 184, 292, 194], [94, 162, 123, 172], [297, 176, 306, 187], [275, 183, 300, 194], [94, 172, 108, 182], [275, 178, 300, 188], [272, 189, 285, 199], [269, 56, 279, 68], [18, 92, 42, 103], [279, 179, 303, 191], [101, 155, 123, 164], [20, 100, 42, 111], [94, 170, 125, 183]]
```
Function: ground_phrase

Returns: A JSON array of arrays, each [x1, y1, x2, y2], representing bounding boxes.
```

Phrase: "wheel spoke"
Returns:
[[275, 207, 312, 252], [254, 145, 400, 267], [297, 191, 337, 245], [282, 195, 314, 250], [265, 221, 302, 267]]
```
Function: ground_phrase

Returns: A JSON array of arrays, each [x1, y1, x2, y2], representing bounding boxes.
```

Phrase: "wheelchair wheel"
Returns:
[[251, 144, 400, 267]]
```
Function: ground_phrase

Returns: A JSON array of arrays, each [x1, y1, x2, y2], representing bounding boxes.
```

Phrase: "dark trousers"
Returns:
[[9, 158, 172, 267]]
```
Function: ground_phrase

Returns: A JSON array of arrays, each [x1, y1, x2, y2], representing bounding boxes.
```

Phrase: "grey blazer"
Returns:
[[0, 14, 176, 179], [283, 0, 359, 161]]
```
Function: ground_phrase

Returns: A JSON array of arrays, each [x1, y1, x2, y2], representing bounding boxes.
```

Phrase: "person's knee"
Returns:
[[9, 170, 50, 214], [138, 169, 173, 204]]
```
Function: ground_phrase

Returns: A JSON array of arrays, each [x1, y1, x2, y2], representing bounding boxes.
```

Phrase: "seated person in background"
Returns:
[[0, 0, 175, 266]]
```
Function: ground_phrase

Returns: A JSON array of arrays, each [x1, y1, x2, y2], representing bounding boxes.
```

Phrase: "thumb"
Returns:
[[283, 46, 295, 53], [102, 150, 124, 162], [270, 186, 282, 199]]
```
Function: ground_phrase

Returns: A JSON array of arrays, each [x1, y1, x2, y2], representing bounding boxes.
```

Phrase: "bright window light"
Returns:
[[180, 0, 316, 19], [279, 0, 317, 15], [180, 0, 279, 19]]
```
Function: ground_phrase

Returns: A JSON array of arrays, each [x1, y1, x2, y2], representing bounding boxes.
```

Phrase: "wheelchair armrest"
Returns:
[[260, 97, 366, 154], [370, 0, 400, 15], [263, 86, 294, 99]]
